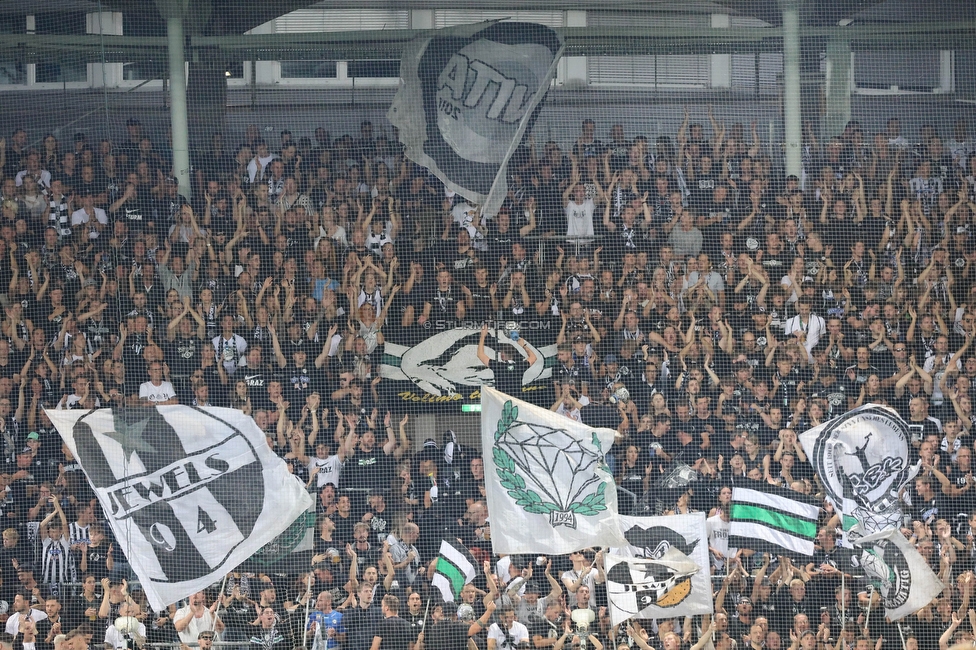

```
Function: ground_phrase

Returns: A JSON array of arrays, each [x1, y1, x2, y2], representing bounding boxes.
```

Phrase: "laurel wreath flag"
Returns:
[[481, 386, 627, 555]]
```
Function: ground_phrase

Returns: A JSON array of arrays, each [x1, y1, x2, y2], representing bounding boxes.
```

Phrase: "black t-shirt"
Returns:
[[488, 356, 530, 397], [340, 446, 395, 492], [343, 606, 383, 650], [374, 616, 411, 650], [165, 336, 203, 379], [425, 620, 470, 650]]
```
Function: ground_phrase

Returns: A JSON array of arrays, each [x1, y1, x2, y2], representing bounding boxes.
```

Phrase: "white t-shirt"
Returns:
[[70, 207, 109, 237], [174, 605, 218, 644], [309, 455, 343, 488], [247, 154, 278, 183], [560, 567, 597, 608], [139, 380, 177, 403], [706, 514, 735, 571], [6, 609, 48, 635], [488, 620, 529, 650], [565, 198, 596, 241]]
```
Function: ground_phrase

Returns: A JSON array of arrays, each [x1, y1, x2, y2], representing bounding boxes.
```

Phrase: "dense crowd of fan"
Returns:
[[0, 108, 973, 650]]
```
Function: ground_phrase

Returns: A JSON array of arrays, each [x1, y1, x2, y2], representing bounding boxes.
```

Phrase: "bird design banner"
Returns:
[[481, 386, 627, 554], [604, 551, 701, 626], [610, 514, 713, 617], [46, 406, 313, 610]]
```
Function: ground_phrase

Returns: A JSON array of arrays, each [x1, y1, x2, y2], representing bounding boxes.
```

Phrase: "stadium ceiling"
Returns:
[[0, 0, 974, 64]]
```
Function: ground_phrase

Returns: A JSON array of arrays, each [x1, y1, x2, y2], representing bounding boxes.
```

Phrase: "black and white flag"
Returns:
[[609, 513, 713, 617], [605, 550, 701, 627], [388, 21, 564, 217], [47, 407, 313, 610]]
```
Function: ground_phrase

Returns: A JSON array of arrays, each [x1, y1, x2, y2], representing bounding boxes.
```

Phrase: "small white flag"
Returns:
[[611, 514, 713, 617], [604, 551, 701, 627], [855, 528, 945, 621], [46, 407, 313, 611], [481, 387, 627, 554]]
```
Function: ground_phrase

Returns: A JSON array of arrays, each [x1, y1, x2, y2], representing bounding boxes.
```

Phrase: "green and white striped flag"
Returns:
[[432, 539, 479, 602], [730, 484, 820, 556]]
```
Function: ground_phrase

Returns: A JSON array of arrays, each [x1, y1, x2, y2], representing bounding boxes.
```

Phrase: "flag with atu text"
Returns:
[[388, 21, 564, 217]]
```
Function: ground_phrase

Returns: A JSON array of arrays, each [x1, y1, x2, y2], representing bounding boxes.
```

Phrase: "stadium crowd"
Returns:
[[0, 108, 973, 650]]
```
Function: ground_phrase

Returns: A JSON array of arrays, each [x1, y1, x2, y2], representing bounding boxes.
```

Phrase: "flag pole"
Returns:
[[897, 622, 908, 650], [211, 572, 229, 635], [301, 571, 314, 649], [840, 569, 846, 630], [863, 585, 875, 632], [419, 596, 432, 644]]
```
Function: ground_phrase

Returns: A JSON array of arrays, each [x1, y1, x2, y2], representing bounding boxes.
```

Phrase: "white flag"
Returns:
[[481, 387, 627, 554], [46, 407, 313, 611], [388, 22, 563, 217], [855, 528, 944, 621], [605, 551, 701, 627], [798, 404, 919, 543], [610, 514, 713, 617]]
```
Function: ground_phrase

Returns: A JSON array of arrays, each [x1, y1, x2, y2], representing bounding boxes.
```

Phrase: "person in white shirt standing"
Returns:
[[563, 161, 605, 246], [5, 592, 47, 635], [133, 361, 178, 406], [783, 298, 825, 362], [70, 191, 108, 241], [487, 606, 530, 650], [174, 591, 223, 644]]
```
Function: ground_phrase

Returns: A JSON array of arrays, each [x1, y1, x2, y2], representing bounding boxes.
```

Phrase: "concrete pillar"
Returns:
[[168, 16, 191, 197], [87, 12, 123, 88], [156, 0, 191, 198], [940, 50, 955, 93], [824, 32, 852, 138], [560, 10, 587, 87], [710, 14, 731, 88], [780, 0, 802, 178]]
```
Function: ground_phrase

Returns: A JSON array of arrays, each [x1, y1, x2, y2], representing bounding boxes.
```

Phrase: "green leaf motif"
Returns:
[[495, 400, 519, 441], [591, 432, 601, 452], [568, 481, 607, 515]]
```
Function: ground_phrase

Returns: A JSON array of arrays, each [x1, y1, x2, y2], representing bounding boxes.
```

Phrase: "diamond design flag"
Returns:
[[798, 404, 919, 544], [481, 386, 627, 554], [388, 21, 564, 217], [610, 513, 713, 617], [605, 551, 701, 627], [730, 483, 819, 556], [854, 528, 944, 621], [46, 406, 313, 611], [432, 539, 479, 602]]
